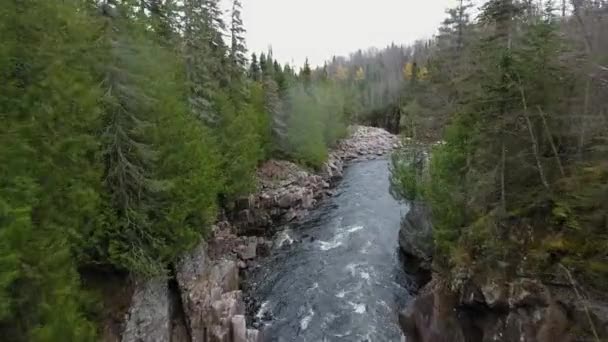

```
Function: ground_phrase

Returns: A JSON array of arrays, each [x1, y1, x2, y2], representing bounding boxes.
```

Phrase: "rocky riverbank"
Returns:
[[397, 199, 608, 342], [228, 125, 399, 234], [118, 126, 399, 342]]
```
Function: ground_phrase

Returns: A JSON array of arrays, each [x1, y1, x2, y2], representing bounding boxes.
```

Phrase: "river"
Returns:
[[245, 158, 414, 342]]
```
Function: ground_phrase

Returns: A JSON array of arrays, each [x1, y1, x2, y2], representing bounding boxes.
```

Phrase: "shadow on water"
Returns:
[[244, 159, 414, 342]]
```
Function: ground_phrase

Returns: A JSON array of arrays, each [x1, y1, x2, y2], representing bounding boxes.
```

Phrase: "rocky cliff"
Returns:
[[399, 274, 608, 342], [119, 126, 399, 342], [398, 202, 608, 342]]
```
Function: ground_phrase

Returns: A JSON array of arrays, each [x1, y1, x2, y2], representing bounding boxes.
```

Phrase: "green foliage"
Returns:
[[0, 0, 274, 337], [0, 0, 101, 339], [216, 92, 264, 201], [390, 1, 608, 297], [249, 82, 273, 158], [286, 86, 329, 167], [316, 83, 349, 147], [389, 147, 426, 200]]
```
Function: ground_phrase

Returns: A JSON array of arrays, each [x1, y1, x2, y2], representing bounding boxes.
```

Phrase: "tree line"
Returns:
[[391, 0, 608, 315], [0, 0, 352, 339]]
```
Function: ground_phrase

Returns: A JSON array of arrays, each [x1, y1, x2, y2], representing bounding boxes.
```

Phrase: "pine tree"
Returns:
[[301, 58, 312, 89], [259, 52, 268, 75], [230, 0, 247, 76], [264, 78, 288, 154], [249, 53, 261, 81], [0, 1, 102, 339], [182, 0, 219, 125], [87, 0, 222, 276]]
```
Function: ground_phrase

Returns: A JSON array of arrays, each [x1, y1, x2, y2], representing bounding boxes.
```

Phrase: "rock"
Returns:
[[508, 278, 548, 308], [398, 281, 466, 342], [537, 303, 573, 342], [171, 317, 190, 342], [246, 329, 261, 342], [277, 191, 300, 208], [400, 272, 607, 342], [256, 239, 271, 257], [122, 278, 171, 342], [231, 315, 247, 342], [209, 260, 240, 293], [283, 208, 298, 222], [178, 241, 208, 283], [481, 281, 509, 309], [237, 239, 257, 260], [460, 281, 485, 307], [398, 202, 434, 271], [175, 241, 263, 342], [301, 189, 315, 209]]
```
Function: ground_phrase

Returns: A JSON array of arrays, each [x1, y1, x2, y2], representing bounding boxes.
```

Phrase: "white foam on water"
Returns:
[[335, 290, 346, 298], [345, 263, 359, 276], [318, 239, 343, 251], [316, 225, 364, 251], [346, 225, 364, 233], [255, 301, 270, 320], [349, 302, 366, 314], [354, 304, 366, 314], [360, 271, 370, 280], [300, 308, 314, 330], [274, 229, 294, 248], [333, 331, 352, 338]]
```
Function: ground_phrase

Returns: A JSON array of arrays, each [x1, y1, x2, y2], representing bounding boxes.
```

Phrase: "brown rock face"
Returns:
[[400, 275, 607, 342], [175, 243, 261, 342], [121, 278, 172, 342], [399, 280, 467, 342]]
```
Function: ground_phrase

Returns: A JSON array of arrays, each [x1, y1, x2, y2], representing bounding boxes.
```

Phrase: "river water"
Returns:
[[245, 159, 414, 342]]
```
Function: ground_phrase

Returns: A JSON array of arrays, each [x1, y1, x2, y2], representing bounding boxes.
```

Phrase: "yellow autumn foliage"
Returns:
[[403, 62, 429, 80]]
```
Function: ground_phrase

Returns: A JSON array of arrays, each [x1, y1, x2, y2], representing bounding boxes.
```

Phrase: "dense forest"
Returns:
[[0, 0, 356, 339], [1, 0, 607, 340], [391, 0, 608, 327]]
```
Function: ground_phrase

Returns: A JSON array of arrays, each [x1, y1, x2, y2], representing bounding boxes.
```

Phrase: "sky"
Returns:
[[232, 0, 462, 67]]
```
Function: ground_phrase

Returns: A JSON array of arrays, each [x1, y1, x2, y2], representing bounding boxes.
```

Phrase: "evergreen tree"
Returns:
[[249, 53, 261, 81], [259, 52, 268, 75], [0, 1, 101, 339], [182, 0, 221, 125], [230, 0, 247, 78], [300, 58, 312, 88]]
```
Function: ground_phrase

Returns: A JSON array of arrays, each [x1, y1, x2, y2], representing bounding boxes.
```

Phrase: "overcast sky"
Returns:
[[231, 0, 463, 67]]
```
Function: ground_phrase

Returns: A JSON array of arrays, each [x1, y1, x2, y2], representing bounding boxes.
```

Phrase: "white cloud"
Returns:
[[228, 0, 463, 67]]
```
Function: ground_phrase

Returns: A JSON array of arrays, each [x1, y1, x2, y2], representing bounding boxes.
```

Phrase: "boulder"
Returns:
[[508, 278, 548, 308], [301, 189, 315, 209], [122, 278, 171, 342], [277, 190, 301, 208], [236, 239, 257, 260], [175, 242, 261, 342], [481, 281, 509, 309], [246, 329, 261, 342], [209, 260, 239, 293], [398, 281, 466, 342], [231, 315, 247, 342], [398, 202, 434, 271]]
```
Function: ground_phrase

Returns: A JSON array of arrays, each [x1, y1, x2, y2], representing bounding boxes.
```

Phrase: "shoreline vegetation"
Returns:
[[389, 1, 608, 340]]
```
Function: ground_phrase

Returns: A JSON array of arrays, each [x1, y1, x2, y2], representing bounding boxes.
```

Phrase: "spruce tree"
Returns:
[[0, 1, 101, 339], [230, 0, 247, 76], [249, 53, 261, 81]]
